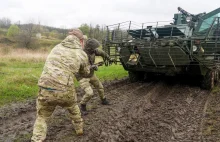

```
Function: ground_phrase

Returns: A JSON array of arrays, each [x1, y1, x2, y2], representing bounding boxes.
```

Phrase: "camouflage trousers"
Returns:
[[79, 74, 105, 105], [31, 87, 83, 142]]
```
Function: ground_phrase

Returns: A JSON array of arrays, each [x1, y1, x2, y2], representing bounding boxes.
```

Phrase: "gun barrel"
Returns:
[[178, 7, 193, 17]]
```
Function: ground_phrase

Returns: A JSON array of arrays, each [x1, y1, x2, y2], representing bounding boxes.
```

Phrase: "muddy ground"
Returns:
[[1, 76, 220, 142]]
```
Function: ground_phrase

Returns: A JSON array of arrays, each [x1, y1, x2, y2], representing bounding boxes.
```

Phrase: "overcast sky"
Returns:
[[0, 0, 219, 28]]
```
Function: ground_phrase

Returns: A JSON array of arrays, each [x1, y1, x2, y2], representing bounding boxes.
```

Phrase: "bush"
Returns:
[[0, 28, 7, 36], [16, 23, 40, 49], [49, 30, 59, 38], [7, 25, 20, 38]]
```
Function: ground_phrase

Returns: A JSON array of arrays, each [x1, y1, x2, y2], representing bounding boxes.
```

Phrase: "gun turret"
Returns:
[[178, 7, 206, 22], [177, 7, 206, 30]]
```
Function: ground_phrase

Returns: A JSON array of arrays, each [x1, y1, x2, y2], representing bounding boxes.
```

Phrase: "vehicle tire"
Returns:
[[128, 71, 144, 82], [214, 70, 219, 83], [202, 71, 214, 90]]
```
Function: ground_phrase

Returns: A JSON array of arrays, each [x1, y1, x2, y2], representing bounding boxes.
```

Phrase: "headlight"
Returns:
[[193, 45, 197, 52]]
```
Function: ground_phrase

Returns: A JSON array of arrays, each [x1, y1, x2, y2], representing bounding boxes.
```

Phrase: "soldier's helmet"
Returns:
[[84, 38, 100, 51]]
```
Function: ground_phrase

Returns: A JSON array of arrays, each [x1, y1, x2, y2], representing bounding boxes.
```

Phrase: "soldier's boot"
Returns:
[[75, 129, 83, 136], [80, 104, 88, 115], [74, 121, 84, 136], [80, 104, 87, 111], [101, 98, 110, 105]]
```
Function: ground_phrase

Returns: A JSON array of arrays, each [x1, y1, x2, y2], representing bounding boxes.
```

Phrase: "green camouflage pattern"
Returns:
[[80, 74, 105, 105], [85, 48, 111, 77], [78, 47, 110, 105]]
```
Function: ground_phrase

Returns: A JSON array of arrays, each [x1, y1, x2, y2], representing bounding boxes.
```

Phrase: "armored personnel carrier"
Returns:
[[103, 7, 220, 89]]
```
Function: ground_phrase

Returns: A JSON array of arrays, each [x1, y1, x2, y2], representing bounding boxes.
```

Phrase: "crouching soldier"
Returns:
[[79, 38, 116, 113], [31, 29, 94, 142]]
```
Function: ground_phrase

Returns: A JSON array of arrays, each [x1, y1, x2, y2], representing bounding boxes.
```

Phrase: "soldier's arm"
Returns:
[[94, 48, 111, 61], [78, 53, 91, 77], [79, 62, 90, 78]]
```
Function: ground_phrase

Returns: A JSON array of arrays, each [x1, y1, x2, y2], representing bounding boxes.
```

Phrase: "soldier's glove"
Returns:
[[90, 65, 98, 71]]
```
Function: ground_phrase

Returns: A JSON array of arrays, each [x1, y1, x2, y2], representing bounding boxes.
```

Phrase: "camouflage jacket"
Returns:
[[85, 48, 111, 77], [38, 35, 90, 90], [87, 48, 111, 65]]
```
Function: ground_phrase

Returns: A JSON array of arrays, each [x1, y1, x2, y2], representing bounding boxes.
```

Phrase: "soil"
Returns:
[[1, 76, 220, 142]]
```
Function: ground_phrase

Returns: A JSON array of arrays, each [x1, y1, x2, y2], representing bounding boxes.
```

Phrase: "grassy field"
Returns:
[[0, 52, 128, 106]]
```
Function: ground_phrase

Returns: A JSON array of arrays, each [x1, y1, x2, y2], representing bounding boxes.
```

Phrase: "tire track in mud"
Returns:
[[45, 80, 156, 142], [0, 100, 36, 142], [201, 88, 220, 142], [0, 78, 218, 142], [52, 82, 157, 141], [145, 85, 210, 142], [60, 80, 211, 142], [0, 78, 133, 142]]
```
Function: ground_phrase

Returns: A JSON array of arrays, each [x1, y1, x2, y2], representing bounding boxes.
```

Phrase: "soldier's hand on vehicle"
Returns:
[[90, 65, 98, 71]]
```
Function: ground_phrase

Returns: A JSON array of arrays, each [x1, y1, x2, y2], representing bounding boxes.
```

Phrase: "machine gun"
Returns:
[[177, 7, 206, 30], [178, 7, 206, 22]]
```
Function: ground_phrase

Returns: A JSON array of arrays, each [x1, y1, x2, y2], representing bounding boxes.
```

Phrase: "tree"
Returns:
[[94, 24, 102, 41], [49, 30, 59, 38], [42, 28, 50, 39], [79, 24, 90, 36], [7, 25, 20, 38], [60, 26, 68, 38], [0, 17, 11, 28], [17, 22, 39, 48], [45, 32, 50, 39]]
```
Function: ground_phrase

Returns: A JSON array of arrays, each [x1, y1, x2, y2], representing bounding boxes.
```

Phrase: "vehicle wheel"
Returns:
[[128, 71, 144, 82], [214, 70, 219, 83], [202, 71, 214, 90]]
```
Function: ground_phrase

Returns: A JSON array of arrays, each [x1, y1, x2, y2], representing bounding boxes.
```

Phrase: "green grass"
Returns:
[[96, 65, 128, 81], [0, 59, 127, 106]]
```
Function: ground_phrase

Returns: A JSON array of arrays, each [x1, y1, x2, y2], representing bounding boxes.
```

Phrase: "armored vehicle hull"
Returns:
[[103, 8, 220, 89]]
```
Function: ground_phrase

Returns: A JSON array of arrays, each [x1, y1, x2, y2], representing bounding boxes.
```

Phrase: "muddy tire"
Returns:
[[214, 70, 219, 83], [202, 71, 214, 90], [128, 71, 144, 82]]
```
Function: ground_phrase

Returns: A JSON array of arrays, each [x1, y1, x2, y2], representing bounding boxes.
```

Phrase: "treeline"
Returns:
[[0, 17, 11, 29], [0, 17, 108, 49], [79, 23, 107, 41]]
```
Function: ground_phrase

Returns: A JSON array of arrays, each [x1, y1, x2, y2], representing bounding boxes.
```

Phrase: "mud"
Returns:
[[0, 77, 220, 142]]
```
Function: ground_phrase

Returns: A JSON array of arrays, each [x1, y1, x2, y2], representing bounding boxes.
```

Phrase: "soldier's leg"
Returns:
[[64, 91, 84, 135], [79, 78, 94, 105], [90, 74, 109, 105], [90, 74, 105, 100], [31, 99, 55, 142]]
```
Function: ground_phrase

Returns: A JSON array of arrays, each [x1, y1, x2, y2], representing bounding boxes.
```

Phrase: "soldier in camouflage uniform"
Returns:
[[31, 29, 93, 142], [79, 38, 116, 112]]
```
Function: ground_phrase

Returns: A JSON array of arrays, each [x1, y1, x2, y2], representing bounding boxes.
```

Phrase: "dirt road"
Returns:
[[0, 77, 220, 142]]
